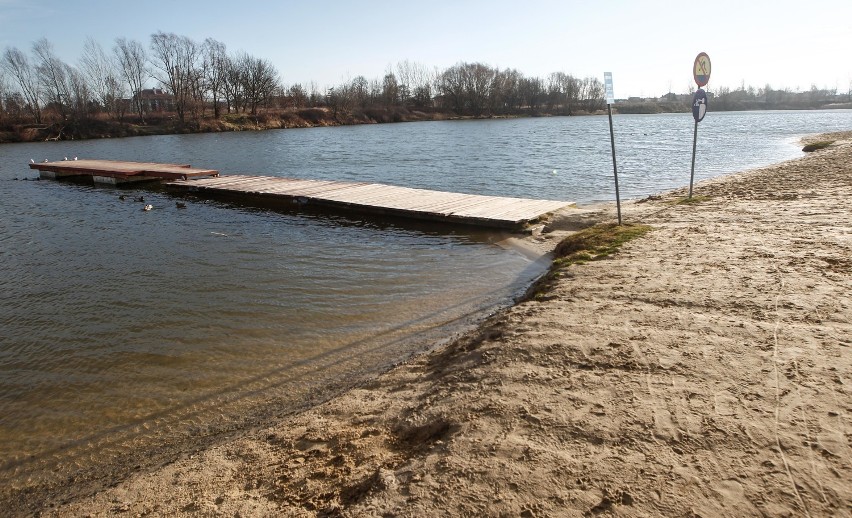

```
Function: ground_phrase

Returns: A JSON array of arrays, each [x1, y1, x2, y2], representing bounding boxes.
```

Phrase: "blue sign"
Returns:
[[692, 88, 707, 122]]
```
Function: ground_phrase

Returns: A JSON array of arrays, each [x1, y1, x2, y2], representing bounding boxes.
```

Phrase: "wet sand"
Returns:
[[25, 132, 852, 516]]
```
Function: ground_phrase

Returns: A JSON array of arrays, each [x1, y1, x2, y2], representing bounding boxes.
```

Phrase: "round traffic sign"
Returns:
[[692, 88, 708, 122], [693, 52, 711, 87]]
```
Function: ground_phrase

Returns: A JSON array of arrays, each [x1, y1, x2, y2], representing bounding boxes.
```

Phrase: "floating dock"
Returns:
[[30, 159, 572, 229], [30, 159, 219, 184]]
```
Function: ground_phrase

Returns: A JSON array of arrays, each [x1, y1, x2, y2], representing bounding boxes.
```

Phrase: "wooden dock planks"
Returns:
[[29, 159, 219, 182], [28, 159, 572, 229], [168, 175, 572, 229]]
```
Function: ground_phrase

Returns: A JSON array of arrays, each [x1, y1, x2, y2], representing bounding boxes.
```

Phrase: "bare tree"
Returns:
[[438, 63, 465, 113], [491, 68, 522, 114], [464, 63, 495, 116], [0, 69, 8, 124], [80, 37, 125, 118], [113, 37, 147, 121], [350, 75, 369, 108], [2, 46, 42, 123], [381, 72, 399, 107], [546, 72, 580, 114], [201, 38, 227, 118], [221, 53, 246, 113], [577, 77, 604, 112], [32, 38, 74, 121], [395, 61, 414, 106], [150, 31, 202, 123], [289, 83, 307, 108], [242, 55, 279, 115], [396, 60, 435, 109], [66, 65, 92, 122]]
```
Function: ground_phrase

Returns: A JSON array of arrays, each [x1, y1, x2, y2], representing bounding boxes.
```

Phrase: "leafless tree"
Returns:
[[381, 73, 399, 107], [396, 60, 435, 109], [241, 55, 279, 115], [221, 53, 246, 113], [150, 31, 202, 123], [32, 38, 74, 121], [465, 63, 495, 116], [491, 68, 522, 114], [438, 63, 465, 113], [289, 83, 307, 108], [395, 61, 415, 106], [547, 72, 579, 114], [80, 37, 125, 118], [307, 81, 323, 107], [0, 70, 8, 124], [577, 77, 604, 112], [113, 37, 147, 121], [349, 75, 369, 109], [2, 46, 43, 123], [202, 38, 227, 118]]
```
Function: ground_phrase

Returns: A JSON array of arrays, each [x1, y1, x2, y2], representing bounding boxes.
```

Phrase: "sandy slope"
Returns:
[[48, 132, 851, 517]]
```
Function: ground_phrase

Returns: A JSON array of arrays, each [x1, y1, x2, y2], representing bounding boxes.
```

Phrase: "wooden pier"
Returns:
[[30, 159, 572, 229], [169, 176, 571, 229], [29, 159, 219, 184]]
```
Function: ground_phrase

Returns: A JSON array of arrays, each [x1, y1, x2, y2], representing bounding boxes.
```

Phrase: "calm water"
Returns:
[[1, 110, 851, 492]]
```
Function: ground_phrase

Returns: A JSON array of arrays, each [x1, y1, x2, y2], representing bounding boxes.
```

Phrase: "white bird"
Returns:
[[143, 204, 153, 211], [30, 159, 35, 164], [73, 156, 78, 160], [63, 156, 68, 161], [43, 159, 48, 163]]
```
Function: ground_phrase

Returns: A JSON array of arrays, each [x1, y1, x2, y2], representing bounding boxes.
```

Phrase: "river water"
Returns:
[[1, 110, 850, 493]]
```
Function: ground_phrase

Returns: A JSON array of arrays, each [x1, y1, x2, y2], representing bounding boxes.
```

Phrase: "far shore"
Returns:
[[1, 107, 588, 144], [4, 131, 851, 516], [4, 104, 852, 145]]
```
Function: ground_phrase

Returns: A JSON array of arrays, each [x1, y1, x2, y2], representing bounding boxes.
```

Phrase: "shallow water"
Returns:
[[1, 110, 850, 490]]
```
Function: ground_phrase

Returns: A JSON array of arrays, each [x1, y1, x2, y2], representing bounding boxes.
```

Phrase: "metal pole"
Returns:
[[688, 119, 698, 198], [607, 103, 622, 225]]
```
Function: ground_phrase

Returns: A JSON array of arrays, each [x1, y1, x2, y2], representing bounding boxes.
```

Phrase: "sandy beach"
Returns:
[[22, 131, 852, 516]]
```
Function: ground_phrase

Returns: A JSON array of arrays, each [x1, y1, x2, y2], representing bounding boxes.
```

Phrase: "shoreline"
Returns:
[[8, 131, 852, 515]]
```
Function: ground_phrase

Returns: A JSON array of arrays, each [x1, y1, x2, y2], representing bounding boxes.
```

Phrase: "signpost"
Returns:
[[604, 72, 622, 225], [689, 53, 711, 198]]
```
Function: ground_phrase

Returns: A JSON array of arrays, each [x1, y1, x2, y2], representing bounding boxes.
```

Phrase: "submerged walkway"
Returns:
[[168, 175, 571, 229], [29, 159, 572, 230]]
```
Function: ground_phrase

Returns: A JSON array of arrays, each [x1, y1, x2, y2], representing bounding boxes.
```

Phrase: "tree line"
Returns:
[[0, 32, 608, 138], [0, 33, 280, 133], [5, 32, 845, 141], [321, 62, 605, 117]]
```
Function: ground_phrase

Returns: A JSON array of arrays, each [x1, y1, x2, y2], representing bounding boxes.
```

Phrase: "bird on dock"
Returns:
[[30, 159, 34, 164], [119, 195, 127, 201], [143, 204, 153, 211], [175, 202, 187, 209], [63, 157, 68, 161], [43, 159, 48, 163], [73, 157, 78, 160], [135, 196, 145, 202]]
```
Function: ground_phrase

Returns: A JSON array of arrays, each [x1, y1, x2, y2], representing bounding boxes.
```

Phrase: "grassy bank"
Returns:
[[0, 106, 590, 144]]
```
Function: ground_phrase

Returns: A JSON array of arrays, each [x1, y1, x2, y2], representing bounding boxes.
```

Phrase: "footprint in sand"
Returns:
[[714, 393, 739, 416]]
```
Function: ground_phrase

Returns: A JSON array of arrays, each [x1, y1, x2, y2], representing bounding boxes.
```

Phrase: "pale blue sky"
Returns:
[[1, 0, 850, 98]]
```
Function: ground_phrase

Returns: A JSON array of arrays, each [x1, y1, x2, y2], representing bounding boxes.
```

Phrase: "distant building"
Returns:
[[132, 89, 175, 113]]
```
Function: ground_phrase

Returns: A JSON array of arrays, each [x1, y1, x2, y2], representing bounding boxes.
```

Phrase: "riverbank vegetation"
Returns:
[[2, 32, 850, 143]]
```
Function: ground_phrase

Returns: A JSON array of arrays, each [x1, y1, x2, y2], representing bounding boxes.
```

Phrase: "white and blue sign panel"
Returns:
[[604, 72, 615, 105], [692, 88, 707, 122]]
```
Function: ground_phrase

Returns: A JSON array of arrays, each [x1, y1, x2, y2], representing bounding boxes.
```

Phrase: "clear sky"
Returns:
[[1, 0, 850, 98]]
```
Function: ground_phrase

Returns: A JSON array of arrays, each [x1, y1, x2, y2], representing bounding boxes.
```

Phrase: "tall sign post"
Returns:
[[604, 72, 622, 225], [689, 52, 711, 198]]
